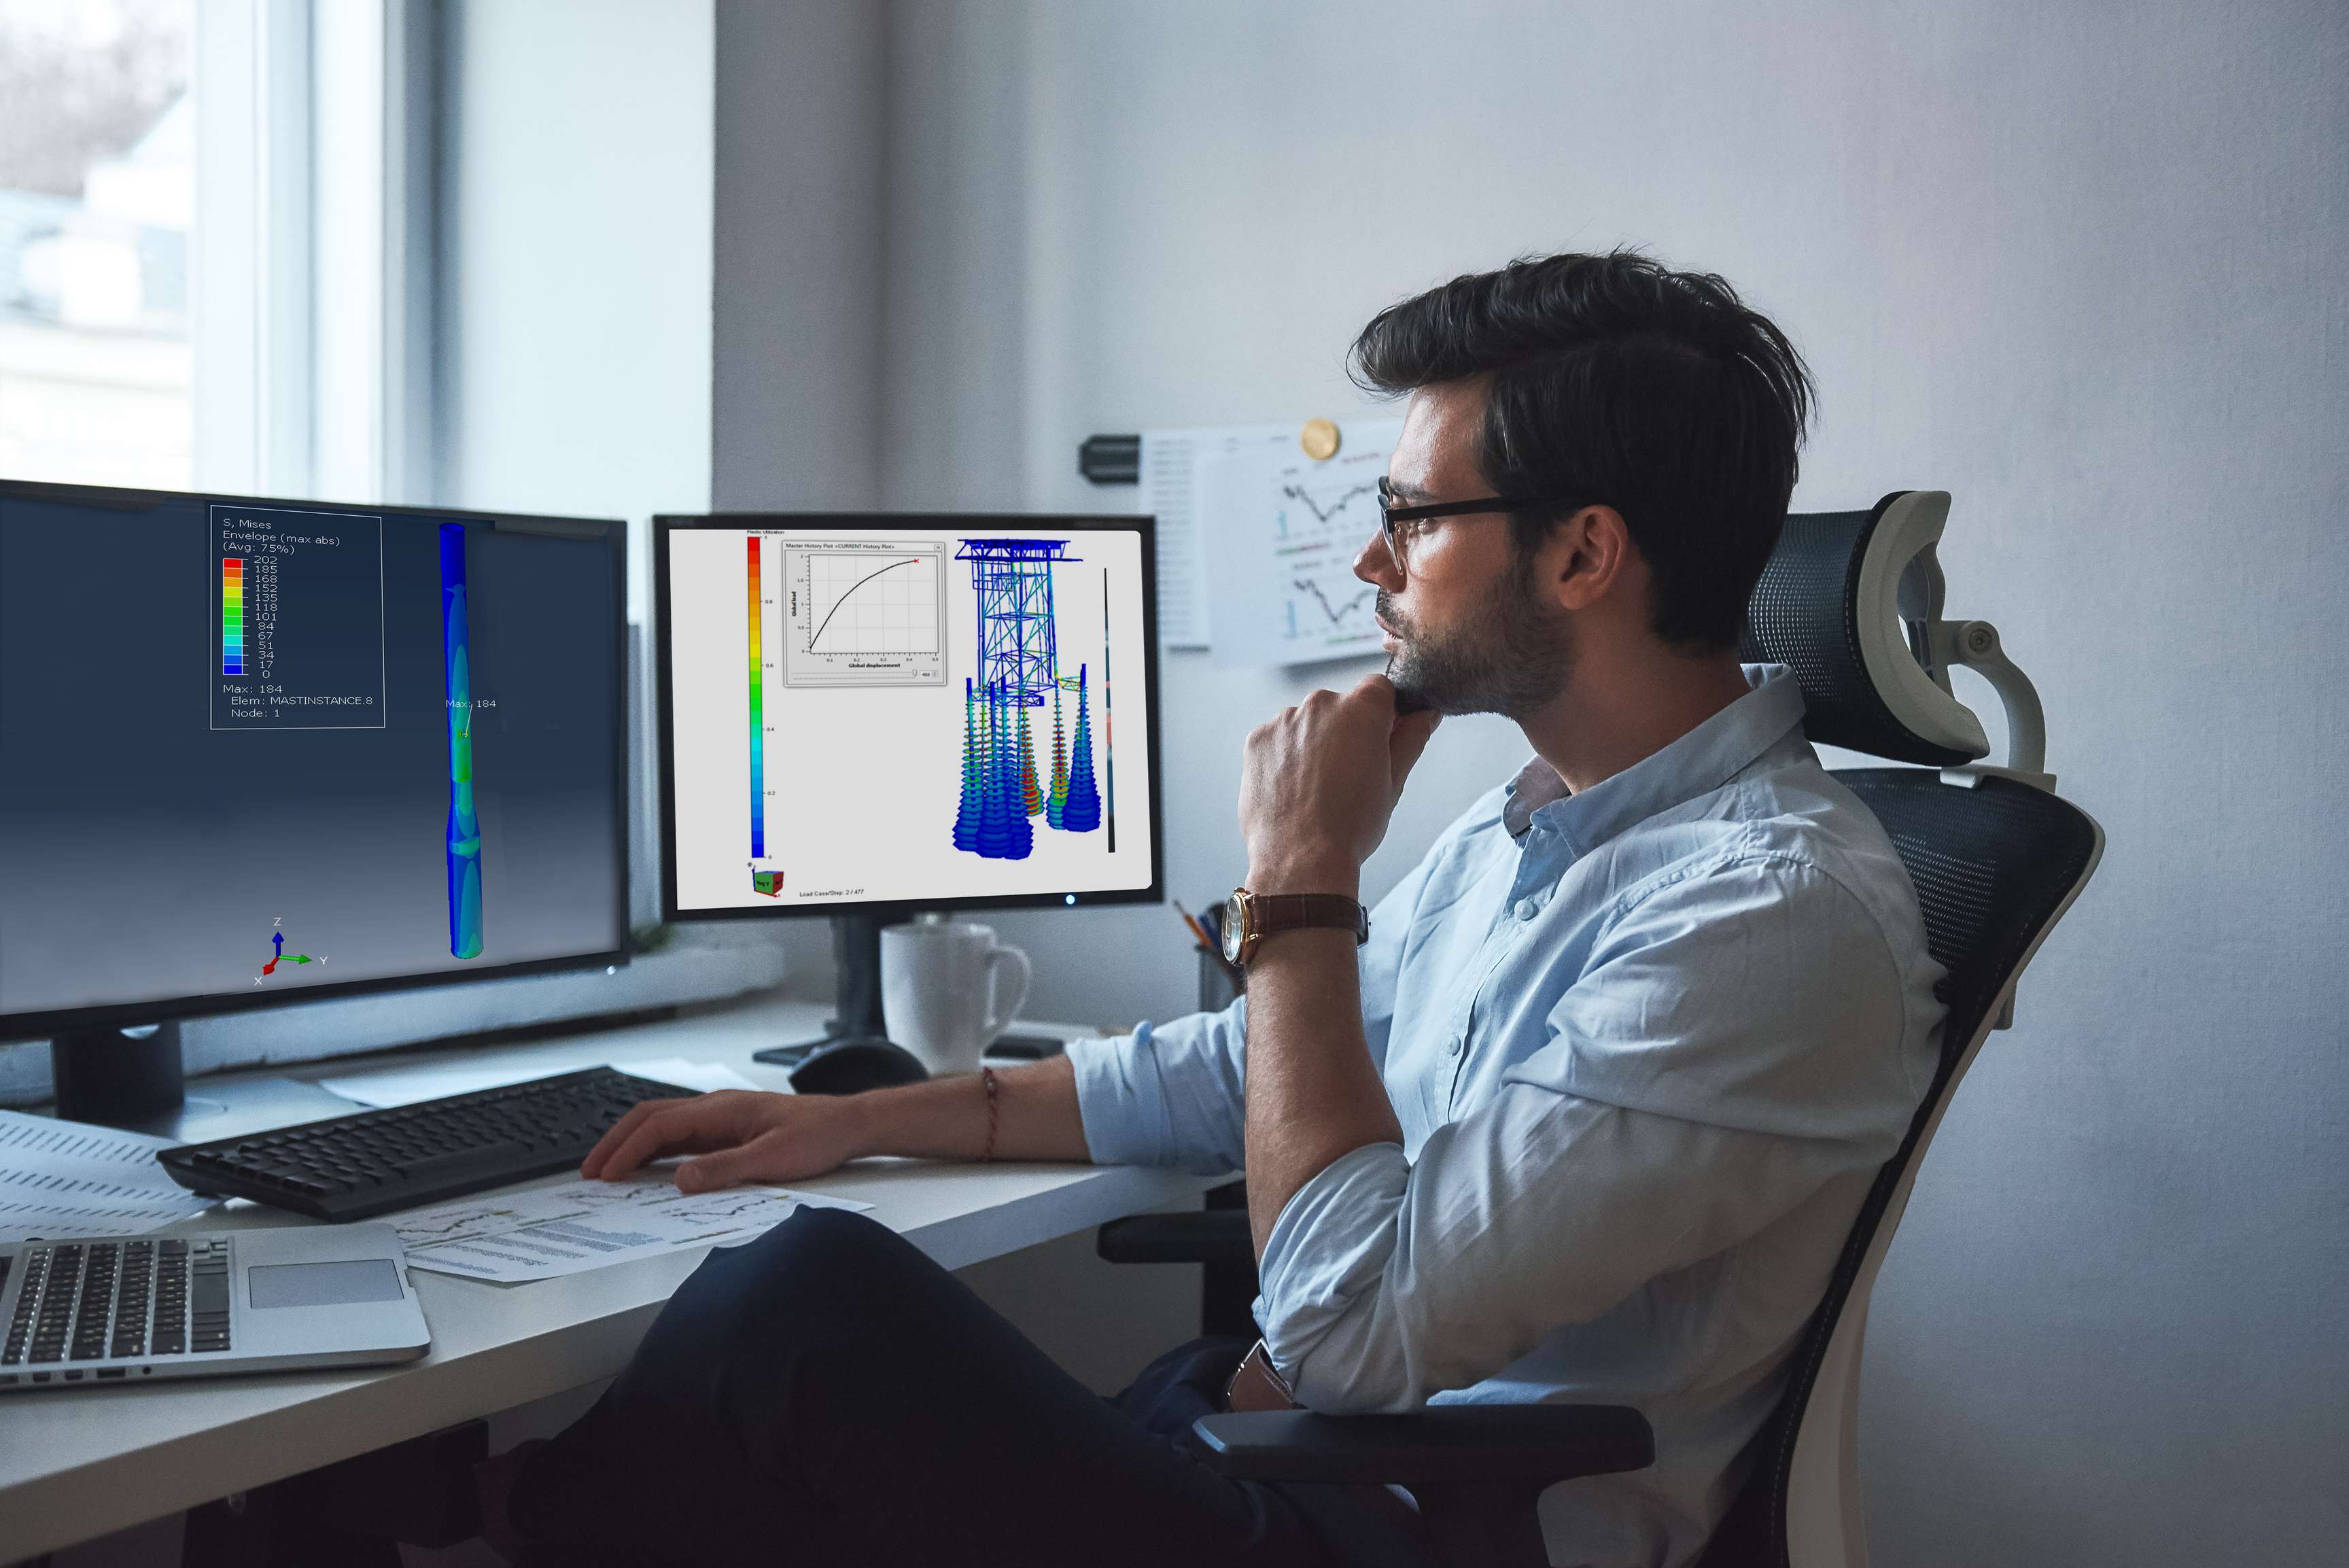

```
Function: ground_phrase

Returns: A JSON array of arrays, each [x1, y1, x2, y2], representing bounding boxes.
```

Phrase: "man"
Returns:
[[492, 251, 1943, 1568]]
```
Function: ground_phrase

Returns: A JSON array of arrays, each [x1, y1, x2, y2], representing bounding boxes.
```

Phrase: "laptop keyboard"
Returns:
[[1, 1237, 227, 1384]]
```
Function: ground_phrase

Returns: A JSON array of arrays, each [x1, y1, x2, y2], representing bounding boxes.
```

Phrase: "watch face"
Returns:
[[1222, 891, 1247, 963]]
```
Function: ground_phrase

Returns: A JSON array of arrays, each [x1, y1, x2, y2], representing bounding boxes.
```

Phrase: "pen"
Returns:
[[1171, 899, 1215, 953]]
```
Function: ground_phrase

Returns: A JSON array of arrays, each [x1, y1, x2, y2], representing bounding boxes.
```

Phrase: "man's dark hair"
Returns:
[[1350, 251, 1813, 649]]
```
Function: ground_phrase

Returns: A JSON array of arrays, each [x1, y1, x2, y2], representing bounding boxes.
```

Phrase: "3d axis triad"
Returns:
[[260, 929, 317, 978]]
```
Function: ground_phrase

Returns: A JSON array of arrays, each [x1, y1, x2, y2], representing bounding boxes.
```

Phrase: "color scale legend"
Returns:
[[748, 536, 765, 865], [220, 557, 245, 673], [208, 506, 386, 730]]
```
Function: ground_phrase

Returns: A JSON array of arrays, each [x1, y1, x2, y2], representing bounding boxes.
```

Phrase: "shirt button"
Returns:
[[1447, 1033, 1465, 1056], [1514, 899, 1538, 922]]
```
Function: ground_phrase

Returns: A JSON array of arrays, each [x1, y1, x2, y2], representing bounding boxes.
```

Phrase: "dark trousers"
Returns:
[[509, 1206, 1436, 1568]]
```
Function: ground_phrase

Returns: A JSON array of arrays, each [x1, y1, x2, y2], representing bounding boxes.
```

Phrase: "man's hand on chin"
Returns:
[[1238, 674, 1441, 894]]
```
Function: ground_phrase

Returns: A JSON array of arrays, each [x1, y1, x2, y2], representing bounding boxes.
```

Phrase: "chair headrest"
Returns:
[[1740, 491, 1990, 768]]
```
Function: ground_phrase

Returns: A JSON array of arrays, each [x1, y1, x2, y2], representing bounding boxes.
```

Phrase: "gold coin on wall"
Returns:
[[1300, 419, 1341, 461]]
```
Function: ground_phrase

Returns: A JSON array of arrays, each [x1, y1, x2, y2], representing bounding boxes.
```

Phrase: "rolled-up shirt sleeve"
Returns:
[[1066, 998, 1251, 1174], [1065, 833, 1455, 1174], [1254, 856, 1926, 1413]]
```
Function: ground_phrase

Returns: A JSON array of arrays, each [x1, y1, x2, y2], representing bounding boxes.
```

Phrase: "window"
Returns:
[[0, 0, 194, 489], [0, 0, 423, 501]]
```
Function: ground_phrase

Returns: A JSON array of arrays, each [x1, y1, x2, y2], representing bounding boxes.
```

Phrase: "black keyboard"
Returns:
[[1, 1237, 222, 1384], [156, 1067, 695, 1221]]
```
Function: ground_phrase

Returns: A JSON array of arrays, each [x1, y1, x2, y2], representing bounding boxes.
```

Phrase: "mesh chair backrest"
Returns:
[[1696, 771, 2100, 1567], [1740, 498, 1979, 768]]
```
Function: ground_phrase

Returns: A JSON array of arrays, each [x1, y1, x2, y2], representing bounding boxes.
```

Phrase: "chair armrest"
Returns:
[[1096, 1209, 1256, 1267], [1189, 1405, 1654, 1487]]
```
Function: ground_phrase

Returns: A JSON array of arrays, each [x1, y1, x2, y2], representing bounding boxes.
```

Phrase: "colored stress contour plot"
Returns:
[[948, 541, 1109, 862], [442, 525, 485, 958]]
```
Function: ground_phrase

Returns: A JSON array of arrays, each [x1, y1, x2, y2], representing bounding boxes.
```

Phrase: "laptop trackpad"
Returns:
[[247, 1259, 406, 1308]]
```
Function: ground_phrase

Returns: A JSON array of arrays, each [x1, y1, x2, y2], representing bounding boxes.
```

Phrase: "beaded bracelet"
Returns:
[[979, 1066, 1000, 1164]]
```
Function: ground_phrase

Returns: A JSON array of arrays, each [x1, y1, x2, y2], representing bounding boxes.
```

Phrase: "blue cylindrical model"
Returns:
[[442, 525, 484, 958]]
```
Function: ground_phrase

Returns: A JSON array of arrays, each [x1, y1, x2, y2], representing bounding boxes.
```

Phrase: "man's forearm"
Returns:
[[839, 1053, 1092, 1164], [1240, 928, 1406, 1255], [1228, 676, 1435, 1256]]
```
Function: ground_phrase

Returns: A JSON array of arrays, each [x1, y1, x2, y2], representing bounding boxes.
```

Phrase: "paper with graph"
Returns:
[[1195, 418, 1404, 667], [392, 1168, 872, 1283]]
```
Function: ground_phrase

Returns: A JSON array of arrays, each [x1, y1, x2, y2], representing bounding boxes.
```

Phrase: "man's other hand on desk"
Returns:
[[580, 1056, 1094, 1192], [582, 1090, 869, 1191]]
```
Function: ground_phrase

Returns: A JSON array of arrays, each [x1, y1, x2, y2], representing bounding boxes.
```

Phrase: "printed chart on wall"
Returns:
[[1189, 417, 1404, 667], [667, 524, 1157, 913]]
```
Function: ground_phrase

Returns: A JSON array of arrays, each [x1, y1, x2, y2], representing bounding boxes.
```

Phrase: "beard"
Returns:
[[1380, 556, 1574, 719]]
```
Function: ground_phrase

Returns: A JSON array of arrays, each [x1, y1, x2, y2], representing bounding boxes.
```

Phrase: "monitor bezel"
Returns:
[[0, 477, 635, 1040], [655, 512, 1165, 924]]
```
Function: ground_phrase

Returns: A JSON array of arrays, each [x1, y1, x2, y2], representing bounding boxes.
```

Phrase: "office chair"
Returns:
[[1099, 491, 2104, 1568]]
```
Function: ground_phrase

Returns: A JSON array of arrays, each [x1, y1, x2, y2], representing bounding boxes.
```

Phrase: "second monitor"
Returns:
[[657, 515, 1162, 923]]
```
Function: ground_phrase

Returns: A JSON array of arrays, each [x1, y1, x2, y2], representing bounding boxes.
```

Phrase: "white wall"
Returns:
[[711, 0, 885, 514], [716, 1, 2349, 1562], [438, 0, 714, 621]]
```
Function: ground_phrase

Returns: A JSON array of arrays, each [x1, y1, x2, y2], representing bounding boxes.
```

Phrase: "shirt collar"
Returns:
[[1501, 664, 1809, 849]]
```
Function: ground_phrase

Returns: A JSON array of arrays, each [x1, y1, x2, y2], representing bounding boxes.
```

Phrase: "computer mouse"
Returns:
[[787, 1039, 930, 1096]]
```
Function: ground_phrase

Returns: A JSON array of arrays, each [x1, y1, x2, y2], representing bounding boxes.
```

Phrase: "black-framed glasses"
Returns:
[[1375, 477, 1590, 569]]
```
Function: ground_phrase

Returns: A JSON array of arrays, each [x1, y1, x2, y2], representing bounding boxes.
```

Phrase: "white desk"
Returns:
[[0, 994, 1213, 1561]]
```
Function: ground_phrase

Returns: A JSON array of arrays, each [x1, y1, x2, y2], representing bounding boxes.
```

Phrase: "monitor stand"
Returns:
[[752, 913, 901, 1069], [51, 1021, 187, 1131]]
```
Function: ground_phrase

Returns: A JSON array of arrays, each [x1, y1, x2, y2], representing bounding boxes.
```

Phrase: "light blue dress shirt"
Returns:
[[1067, 666, 1946, 1568]]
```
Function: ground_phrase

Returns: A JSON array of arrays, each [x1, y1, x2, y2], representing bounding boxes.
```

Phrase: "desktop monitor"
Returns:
[[0, 480, 631, 1119], [655, 515, 1161, 1049]]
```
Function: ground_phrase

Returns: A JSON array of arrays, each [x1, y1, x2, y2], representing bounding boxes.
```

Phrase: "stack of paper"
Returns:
[[391, 1169, 870, 1284], [0, 1110, 216, 1241]]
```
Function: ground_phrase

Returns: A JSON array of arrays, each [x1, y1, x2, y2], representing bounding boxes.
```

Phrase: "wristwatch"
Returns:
[[1221, 888, 1370, 967]]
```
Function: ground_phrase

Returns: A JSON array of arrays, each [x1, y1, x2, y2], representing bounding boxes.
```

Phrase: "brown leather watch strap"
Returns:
[[1223, 1339, 1301, 1412], [1251, 892, 1370, 945]]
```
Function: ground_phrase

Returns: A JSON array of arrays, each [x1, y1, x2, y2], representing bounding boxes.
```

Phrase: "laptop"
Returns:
[[0, 1223, 430, 1391]]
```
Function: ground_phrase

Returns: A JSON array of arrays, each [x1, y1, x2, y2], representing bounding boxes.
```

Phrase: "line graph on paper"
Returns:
[[1291, 578, 1375, 627], [1189, 415, 1402, 667], [655, 1191, 810, 1227], [389, 1199, 537, 1249], [1272, 448, 1387, 657]]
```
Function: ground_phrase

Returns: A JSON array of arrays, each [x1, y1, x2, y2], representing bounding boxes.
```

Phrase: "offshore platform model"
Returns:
[[951, 540, 1100, 861]]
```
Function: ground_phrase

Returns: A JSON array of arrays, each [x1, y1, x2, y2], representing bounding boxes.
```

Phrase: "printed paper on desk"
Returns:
[[394, 1168, 872, 1284], [1197, 418, 1404, 668], [0, 1109, 218, 1240]]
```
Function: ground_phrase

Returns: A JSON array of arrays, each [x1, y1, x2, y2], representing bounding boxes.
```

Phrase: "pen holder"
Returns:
[[1196, 903, 1243, 1011]]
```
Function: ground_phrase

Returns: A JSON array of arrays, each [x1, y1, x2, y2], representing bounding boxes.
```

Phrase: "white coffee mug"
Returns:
[[880, 920, 1033, 1077]]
